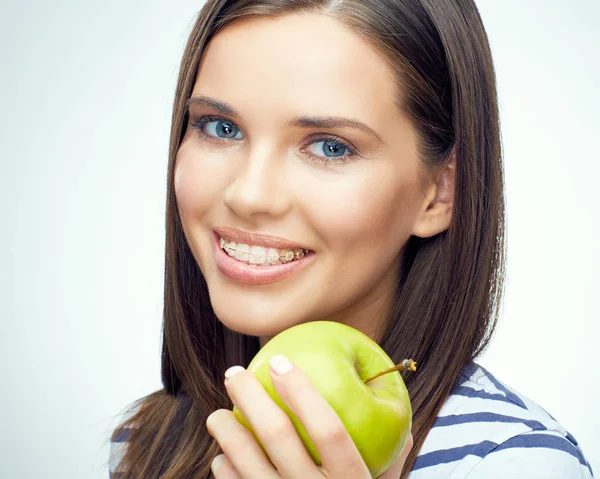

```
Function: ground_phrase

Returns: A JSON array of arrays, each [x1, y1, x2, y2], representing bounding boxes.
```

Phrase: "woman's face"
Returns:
[[175, 13, 447, 342]]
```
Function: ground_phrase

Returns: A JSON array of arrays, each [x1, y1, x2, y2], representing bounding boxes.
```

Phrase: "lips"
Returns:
[[212, 231, 316, 285]]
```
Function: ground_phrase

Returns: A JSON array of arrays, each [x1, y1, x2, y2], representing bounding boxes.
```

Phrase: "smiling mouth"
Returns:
[[218, 235, 311, 266]]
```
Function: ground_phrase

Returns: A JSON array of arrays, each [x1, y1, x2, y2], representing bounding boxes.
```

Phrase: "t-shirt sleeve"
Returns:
[[108, 402, 142, 477], [109, 424, 132, 478], [464, 430, 595, 479]]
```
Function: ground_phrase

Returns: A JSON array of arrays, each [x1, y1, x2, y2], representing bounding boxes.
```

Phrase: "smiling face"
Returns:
[[174, 13, 451, 343]]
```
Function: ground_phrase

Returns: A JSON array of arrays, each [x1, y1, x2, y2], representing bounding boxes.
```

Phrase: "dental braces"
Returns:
[[220, 237, 309, 263]]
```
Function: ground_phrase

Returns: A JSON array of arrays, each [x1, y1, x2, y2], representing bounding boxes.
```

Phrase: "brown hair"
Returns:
[[108, 0, 505, 477]]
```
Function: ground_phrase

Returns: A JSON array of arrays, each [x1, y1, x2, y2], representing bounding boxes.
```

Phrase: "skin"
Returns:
[[175, 12, 455, 479]]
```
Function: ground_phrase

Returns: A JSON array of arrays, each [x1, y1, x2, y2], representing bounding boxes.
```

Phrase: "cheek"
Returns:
[[304, 166, 418, 253], [174, 143, 229, 220]]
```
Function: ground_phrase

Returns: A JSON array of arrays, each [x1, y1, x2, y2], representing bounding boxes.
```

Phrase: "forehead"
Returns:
[[192, 13, 399, 125]]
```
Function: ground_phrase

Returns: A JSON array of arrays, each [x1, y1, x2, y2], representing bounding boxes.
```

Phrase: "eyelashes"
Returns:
[[188, 115, 358, 165]]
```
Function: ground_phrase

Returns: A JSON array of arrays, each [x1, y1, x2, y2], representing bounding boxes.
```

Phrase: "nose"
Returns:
[[223, 145, 291, 220]]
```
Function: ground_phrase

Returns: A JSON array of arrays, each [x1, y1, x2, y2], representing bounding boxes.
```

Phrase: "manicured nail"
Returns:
[[225, 365, 245, 380], [211, 454, 226, 473], [270, 354, 293, 375]]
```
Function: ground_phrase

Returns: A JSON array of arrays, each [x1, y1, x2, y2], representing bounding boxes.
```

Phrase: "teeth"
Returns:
[[248, 246, 267, 265], [280, 250, 294, 263], [267, 248, 280, 264], [220, 236, 309, 266], [234, 244, 250, 262]]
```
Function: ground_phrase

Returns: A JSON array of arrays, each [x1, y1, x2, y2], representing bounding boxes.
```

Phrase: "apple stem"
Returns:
[[364, 359, 417, 384]]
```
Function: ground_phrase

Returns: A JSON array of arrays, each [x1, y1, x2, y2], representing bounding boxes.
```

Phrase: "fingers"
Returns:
[[206, 408, 279, 479], [268, 355, 371, 478], [211, 453, 241, 479], [222, 365, 321, 479], [377, 434, 413, 479]]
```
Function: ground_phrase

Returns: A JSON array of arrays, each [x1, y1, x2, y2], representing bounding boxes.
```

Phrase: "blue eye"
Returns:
[[190, 116, 243, 140], [306, 139, 352, 159]]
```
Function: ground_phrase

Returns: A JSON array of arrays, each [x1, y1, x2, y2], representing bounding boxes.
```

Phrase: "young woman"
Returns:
[[108, 1, 594, 477]]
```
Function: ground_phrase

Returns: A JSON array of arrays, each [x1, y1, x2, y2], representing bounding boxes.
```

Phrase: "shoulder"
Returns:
[[109, 402, 142, 477], [462, 429, 594, 478], [408, 362, 595, 479]]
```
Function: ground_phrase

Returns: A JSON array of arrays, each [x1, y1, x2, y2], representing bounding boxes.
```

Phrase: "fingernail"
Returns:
[[211, 454, 226, 473], [225, 365, 245, 380], [270, 354, 292, 375]]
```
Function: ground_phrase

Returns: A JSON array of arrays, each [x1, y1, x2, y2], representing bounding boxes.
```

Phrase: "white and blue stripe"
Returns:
[[408, 362, 594, 478]]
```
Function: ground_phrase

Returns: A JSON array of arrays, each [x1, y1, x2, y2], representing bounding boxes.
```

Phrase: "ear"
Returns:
[[411, 151, 456, 239]]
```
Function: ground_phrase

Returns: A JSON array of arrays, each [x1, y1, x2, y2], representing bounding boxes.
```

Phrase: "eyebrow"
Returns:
[[186, 95, 383, 143]]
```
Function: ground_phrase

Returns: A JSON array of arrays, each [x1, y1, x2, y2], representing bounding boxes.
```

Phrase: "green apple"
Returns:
[[232, 320, 414, 478]]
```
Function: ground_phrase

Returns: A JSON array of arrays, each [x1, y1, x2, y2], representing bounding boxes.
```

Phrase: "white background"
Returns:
[[1, 1, 598, 477]]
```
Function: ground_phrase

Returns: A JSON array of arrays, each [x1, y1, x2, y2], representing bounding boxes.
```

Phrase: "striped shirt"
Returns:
[[109, 362, 594, 478], [408, 362, 594, 478]]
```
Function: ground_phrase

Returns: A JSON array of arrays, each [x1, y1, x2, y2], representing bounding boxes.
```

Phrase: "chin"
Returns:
[[210, 296, 305, 338]]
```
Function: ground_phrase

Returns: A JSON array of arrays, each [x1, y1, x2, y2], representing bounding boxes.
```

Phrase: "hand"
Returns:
[[206, 357, 413, 479]]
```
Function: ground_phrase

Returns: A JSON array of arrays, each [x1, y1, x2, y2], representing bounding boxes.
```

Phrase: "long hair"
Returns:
[[109, 0, 505, 477]]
